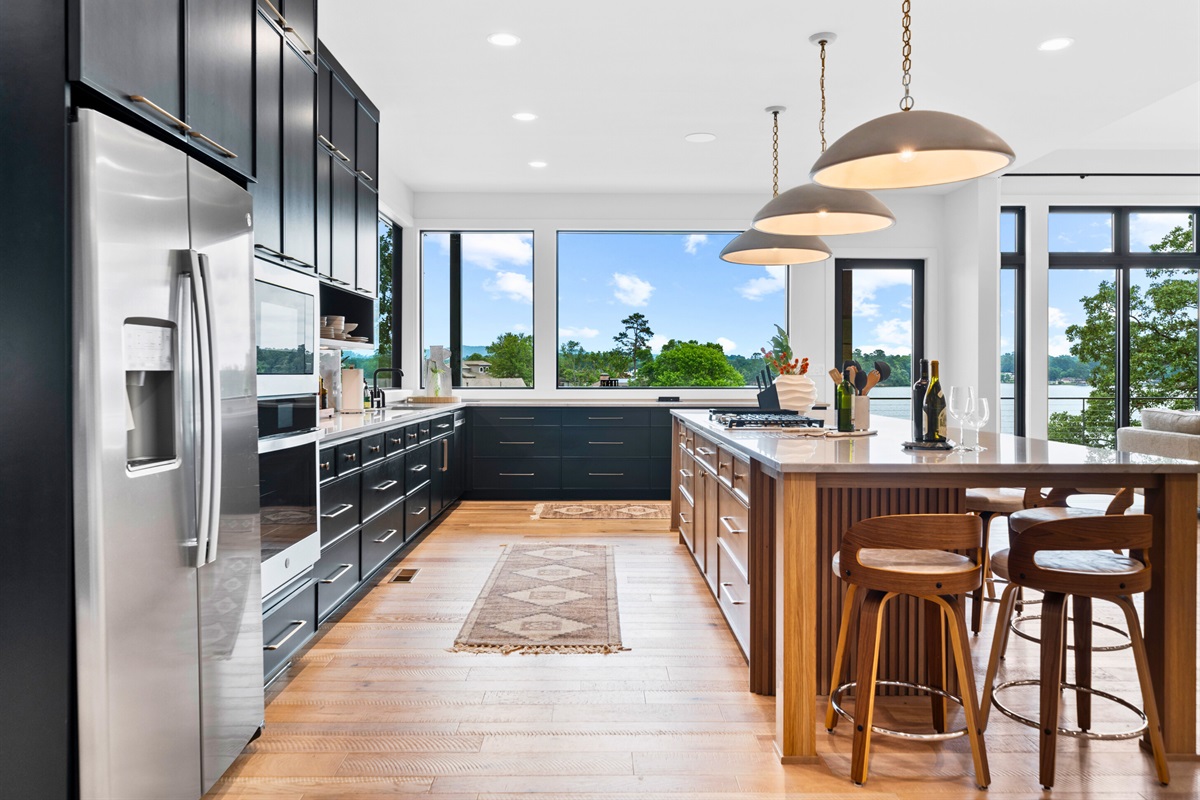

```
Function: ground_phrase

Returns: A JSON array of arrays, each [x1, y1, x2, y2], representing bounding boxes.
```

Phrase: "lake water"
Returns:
[[866, 384, 1093, 433]]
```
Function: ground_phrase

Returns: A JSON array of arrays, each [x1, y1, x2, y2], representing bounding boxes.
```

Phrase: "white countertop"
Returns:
[[672, 410, 1200, 475]]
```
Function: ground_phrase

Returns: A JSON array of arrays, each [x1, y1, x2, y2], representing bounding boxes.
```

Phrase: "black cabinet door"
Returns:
[[330, 73, 357, 165], [429, 436, 446, 518], [315, 149, 332, 278], [280, 0, 316, 59], [330, 162, 357, 287], [76, 0, 184, 138], [354, 103, 378, 185], [355, 180, 378, 296], [316, 57, 333, 144], [450, 428, 465, 502], [251, 11, 282, 255], [281, 45, 316, 268], [185, 0, 254, 178]]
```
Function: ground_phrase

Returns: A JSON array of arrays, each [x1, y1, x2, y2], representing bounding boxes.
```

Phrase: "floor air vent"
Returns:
[[391, 568, 420, 583]]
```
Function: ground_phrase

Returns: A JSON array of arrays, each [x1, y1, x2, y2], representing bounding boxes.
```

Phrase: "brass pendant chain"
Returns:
[[771, 110, 780, 197], [819, 39, 827, 152], [900, 0, 914, 111]]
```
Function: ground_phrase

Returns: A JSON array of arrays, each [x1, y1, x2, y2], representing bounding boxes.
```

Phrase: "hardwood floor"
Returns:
[[206, 501, 1199, 799]]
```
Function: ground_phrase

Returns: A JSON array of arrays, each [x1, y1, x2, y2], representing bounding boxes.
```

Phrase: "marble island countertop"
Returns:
[[672, 409, 1200, 475]]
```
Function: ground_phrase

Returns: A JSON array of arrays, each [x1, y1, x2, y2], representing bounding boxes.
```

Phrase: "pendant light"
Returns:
[[752, 34, 896, 236], [720, 107, 831, 266], [810, 1, 1015, 190]]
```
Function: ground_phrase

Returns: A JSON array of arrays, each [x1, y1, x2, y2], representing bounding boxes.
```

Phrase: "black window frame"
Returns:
[[832, 257, 925, 384], [1001, 206, 1026, 436], [379, 214, 399, 384]]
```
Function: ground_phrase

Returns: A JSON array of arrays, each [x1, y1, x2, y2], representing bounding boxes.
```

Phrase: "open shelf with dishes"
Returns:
[[318, 281, 375, 350]]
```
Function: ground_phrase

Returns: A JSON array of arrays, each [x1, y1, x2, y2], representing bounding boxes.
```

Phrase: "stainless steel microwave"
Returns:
[[254, 260, 319, 397]]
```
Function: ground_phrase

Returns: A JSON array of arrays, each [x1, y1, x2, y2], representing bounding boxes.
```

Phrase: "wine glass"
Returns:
[[948, 386, 974, 451], [965, 397, 990, 451]]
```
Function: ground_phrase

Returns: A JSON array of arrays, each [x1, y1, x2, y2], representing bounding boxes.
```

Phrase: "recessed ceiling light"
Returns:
[[1038, 37, 1075, 51], [487, 32, 521, 47], [685, 132, 717, 143], [512, 112, 538, 122], [528, 161, 547, 168]]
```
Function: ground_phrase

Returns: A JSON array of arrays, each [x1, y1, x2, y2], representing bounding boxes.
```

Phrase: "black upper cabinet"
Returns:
[[315, 149, 332, 278], [356, 180, 378, 295], [330, 162, 357, 287], [316, 58, 333, 145], [355, 103, 378, 185], [330, 74, 357, 167], [251, 11, 283, 254], [281, 46, 316, 268], [185, 0, 254, 175], [279, 0, 316, 60]]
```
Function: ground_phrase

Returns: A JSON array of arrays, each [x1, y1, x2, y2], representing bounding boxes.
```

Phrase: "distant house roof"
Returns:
[[463, 360, 491, 366]]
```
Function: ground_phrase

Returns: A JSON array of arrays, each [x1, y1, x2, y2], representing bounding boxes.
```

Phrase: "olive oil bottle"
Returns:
[[923, 359, 947, 442]]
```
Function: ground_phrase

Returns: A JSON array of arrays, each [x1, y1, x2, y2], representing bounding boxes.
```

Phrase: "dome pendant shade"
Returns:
[[810, 109, 1015, 190], [752, 184, 896, 236], [719, 229, 830, 266]]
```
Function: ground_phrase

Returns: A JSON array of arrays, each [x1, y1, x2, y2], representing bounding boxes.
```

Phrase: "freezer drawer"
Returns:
[[262, 580, 316, 682]]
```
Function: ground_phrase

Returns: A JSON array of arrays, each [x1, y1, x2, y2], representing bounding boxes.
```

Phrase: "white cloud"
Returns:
[[559, 325, 599, 339], [611, 272, 655, 306], [736, 265, 786, 301], [512, 323, 530, 333], [483, 270, 533, 304], [857, 318, 912, 354], [648, 333, 670, 352], [684, 234, 708, 254], [1048, 306, 1069, 329], [1129, 212, 1189, 251], [1048, 334, 1073, 356], [462, 233, 533, 270], [1000, 336, 1011, 350], [716, 337, 737, 352], [850, 269, 912, 319]]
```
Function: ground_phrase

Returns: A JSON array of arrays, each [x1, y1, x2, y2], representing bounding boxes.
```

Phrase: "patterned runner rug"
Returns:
[[530, 501, 669, 520], [451, 543, 625, 654]]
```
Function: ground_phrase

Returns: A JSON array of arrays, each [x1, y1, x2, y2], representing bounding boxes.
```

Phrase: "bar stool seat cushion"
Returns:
[[1009, 505, 1104, 534], [833, 549, 975, 576], [965, 487, 1027, 515], [990, 548, 1144, 582]]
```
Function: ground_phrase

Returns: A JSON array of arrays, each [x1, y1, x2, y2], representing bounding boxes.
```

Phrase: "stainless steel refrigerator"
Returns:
[[72, 109, 264, 799]]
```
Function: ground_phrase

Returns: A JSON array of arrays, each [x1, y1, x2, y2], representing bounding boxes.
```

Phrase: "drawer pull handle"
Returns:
[[263, 620, 306, 651], [499, 472, 535, 477], [410, 506, 428, 516], [734, 472, 748, 480], [436, 423, 451, 429], [320, 563, 354, 584], [588, 441, 624, 445], [678, 468, 693, 478], [499, 441, 535, 445], [589, 472, 624, 477], [368, 445, 381, 453], [321, 503, 354, 519], [411, 463, 428, 472], [320, 461, 331, 471], [344, 453, 357, 462], [500, 416, 535, 420], [186, 129, 237, 159], [588, 416, 623, 420], [282, 26, 315, 56], [390, 437, 403, 445], [720, 516, 746, 535], [373, 479, 398, 491], [678, 512, 689, 524], [317, 134, 336, 151], [720, 582, 748, 606], [696, 447, 716, 456], [333, 148, 351, 163], [408, 433, 418, 439], [129, 95, 190, 131], [373, 528, 398, 544], [356, 169, 374, 182]]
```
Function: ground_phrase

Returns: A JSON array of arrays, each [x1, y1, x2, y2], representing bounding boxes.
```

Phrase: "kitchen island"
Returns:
[[669, 410, 1200, 763]]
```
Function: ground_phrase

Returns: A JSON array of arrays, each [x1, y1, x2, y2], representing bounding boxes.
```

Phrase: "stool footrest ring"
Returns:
[[991, 679, 1149, 741], [1009, 614, 1132, 652], [830, 680, 968, 742]]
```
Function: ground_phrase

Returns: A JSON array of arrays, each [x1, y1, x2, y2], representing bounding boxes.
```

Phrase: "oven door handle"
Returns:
[[257, 429, 322, 454]]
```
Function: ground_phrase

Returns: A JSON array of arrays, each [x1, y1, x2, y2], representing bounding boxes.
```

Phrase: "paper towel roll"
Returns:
[[340, 368, 366, 413]]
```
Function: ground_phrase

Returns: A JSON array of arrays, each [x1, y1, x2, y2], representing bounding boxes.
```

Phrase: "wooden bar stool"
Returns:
[[824, 514, 990, 789], [979, 513, 1169, 790], [965, 486, 1043, 633]]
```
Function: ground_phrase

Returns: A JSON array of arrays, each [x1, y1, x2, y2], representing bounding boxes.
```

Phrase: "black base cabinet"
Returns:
[[315, 528, 361, 621], [262, 579, 317, 684]]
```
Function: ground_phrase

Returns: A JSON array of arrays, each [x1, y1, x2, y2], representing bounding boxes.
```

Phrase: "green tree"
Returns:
[[850, 348, 911, 387], [485, 332, 534, 386], [613, 313, 653, 374], [1049, 224, 1197, 447], [640, 340, 745, 387], [377, 222, 393, 365]]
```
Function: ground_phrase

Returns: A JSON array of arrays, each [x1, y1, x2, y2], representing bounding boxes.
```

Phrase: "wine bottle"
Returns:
[[836, 368, 855, 432], [911, 359, 930, 441], [923, 359, 947, 443]]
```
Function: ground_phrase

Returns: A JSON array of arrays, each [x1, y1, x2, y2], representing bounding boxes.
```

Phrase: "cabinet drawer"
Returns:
[[560, 408, 649, 426], [561, 458, 648, 490], [360, 433, 386, 465], [561, 426, 649, 458], [417, 421, 432, 443], [361, 455, 405, 521], [693, 433, 718, 471], [717, 487, 750, 582], [319, 472, 360, 546], [402, 424, 422, 449], [315, 529, 360, 621], [717, 541, 751, 654], [472, 459, 561, 490], [335, 439, 361, 475], [473, 407, 561, 427], [319, 446, 336, 485], [650, 458, 671, 490], [677, 423, 694, 455], [677, 457, 696, 502], [678, 495, 695, 553], [717, 447, 751, 503], [430, 415, 454, 437], [405, 444, 431, 493], [360, 501, 405, 577], [404, 485, 431, 541], [472, 425, 560, 458], [384, 427, 408, 456], [262, 580, 316, 681]]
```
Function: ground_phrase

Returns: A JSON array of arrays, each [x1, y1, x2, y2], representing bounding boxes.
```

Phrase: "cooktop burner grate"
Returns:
[[709, 409, 825, 429]]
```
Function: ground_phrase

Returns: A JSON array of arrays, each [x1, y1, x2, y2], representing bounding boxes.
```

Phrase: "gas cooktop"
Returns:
[[708, 409, 826, 430]]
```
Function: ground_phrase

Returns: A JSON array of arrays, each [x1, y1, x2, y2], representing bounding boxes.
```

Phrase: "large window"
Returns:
[[556, 232, 788, 388], [340, 216, 398, 386], [1000, 207, 1025, 435], [1047, 207, 1198, 447], [422, 231, 534, 388], [833, 259, 925, 422]]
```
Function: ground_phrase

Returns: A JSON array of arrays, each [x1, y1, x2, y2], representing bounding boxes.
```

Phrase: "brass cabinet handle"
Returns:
[[344, 453, 357, 462], [320, 461, 331, 471], [187, 129, 237, 159], [259, 0, 285, 25], [356, 169, 374, 182], [408, 433, 418, 439], [129, 95, 190, 131], [440, 438, 449, 471], [319, 563, 353, 584], [263, 620, 306, 650], [373, 528, 398, 544], [368, 445, 381, 453], [390, 437, 403, 445], [282, 25, 315, 55], [720, 582, 748, 606]]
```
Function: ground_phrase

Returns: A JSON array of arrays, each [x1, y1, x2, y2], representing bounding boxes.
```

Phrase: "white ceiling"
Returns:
[[321, 0, 1200, 194]]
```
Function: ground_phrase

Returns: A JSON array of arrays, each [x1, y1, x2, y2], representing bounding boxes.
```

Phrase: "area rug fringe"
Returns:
[[447, 643, 629, 655], [530, 503, 545, 520]]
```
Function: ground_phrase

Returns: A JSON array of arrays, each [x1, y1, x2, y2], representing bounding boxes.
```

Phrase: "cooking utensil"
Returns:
[[828, 368, 842, 386], [854, 366, 868, 396], [864, 370, 881, 395], [873, 360, 892, 383]]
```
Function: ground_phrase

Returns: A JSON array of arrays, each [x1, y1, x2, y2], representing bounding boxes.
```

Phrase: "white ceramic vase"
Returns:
[[774, 374, 817, 414]]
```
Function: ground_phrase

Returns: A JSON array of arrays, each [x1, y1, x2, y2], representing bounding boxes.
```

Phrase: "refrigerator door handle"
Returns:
[[184, 250, 222, 567], [196, 252, 223, 565]]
